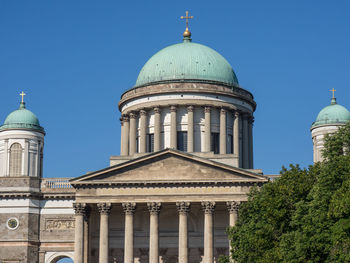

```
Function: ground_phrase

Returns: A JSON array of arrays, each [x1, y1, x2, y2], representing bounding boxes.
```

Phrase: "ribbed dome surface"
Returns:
[[312, 98, 350, 127], [0, 102, 44, 132], [135, 40, 238, 87]]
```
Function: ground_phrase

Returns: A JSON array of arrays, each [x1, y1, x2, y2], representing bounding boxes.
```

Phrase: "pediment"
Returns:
[[71, 149, 267, 186]]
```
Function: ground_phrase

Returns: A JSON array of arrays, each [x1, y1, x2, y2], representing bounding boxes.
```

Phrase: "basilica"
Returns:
[[1, 15, 349, 263]]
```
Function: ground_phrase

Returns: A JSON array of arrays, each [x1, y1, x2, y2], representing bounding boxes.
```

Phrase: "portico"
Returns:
[[71, 149, 267, 263]]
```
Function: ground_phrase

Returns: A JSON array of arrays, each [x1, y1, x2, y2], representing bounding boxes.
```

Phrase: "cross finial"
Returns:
[[19, 91, 26, 103], [181, 11, 194, 38], [330, 88, 336, 98]]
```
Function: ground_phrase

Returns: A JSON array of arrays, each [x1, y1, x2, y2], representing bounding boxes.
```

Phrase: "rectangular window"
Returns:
[[228, 134, 233, 154], [147, 133, 154, 152], [177, 131, 188, 152], [211, 132, 220, 154]]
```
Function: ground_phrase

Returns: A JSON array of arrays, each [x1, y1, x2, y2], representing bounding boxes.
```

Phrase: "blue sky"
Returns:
[[1, 0, 349, 177]]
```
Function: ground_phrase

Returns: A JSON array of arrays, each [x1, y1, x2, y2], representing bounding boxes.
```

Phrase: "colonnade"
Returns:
[[120, 105, 254, 168], [73, 201, 240, 263]]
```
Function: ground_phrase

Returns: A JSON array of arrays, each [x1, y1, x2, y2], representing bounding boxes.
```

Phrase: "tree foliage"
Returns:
[[228, 124, 350, 263]]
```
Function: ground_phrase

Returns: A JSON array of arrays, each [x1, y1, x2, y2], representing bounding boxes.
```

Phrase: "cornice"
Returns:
[[71, 180, 265, 189], [119, 82, 256, 111]]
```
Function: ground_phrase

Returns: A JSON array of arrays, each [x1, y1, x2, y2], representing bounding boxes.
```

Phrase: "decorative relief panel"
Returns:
[[45, 219, 75, 230]]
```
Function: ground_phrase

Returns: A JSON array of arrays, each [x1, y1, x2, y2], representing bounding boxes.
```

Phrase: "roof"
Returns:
[[312, 98, 350, 128], [135, 38, 239, 88], [71, 148, 268, 187], [0, 102, 45, 133]]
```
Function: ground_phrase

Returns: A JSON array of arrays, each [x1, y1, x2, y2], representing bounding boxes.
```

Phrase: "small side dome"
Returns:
[[312, 98, 350, 128], [0, 102, 45, 133]]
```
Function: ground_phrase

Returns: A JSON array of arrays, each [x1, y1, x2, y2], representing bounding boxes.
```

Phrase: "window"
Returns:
[[146, 133, 154, 152], [9, 143, 22, 176], [228, 134, 233, 154], [177, 131, 188, 152], [136, 136, 139, 153], [211, 133, 220, 154]]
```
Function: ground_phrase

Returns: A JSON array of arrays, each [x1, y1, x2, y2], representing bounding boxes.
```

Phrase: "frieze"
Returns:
[[46, 219, 75, 230]]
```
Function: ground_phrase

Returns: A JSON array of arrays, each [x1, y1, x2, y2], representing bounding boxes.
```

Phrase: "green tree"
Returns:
[[228, 124, 350, 263]]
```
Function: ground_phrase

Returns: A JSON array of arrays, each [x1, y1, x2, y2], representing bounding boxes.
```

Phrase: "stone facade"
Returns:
[[0, 149, 267, 263]]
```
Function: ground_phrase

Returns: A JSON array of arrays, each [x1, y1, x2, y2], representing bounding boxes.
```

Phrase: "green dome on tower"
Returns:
[[312, 98, 350, 128], [135, 37, 239, 87], [0, 102, 45, 133]]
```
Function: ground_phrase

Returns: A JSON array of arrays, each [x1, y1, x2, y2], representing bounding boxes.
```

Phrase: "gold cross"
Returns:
[[19, 91, 26, 103], [330, 88, 336, 98], [181, 11, 194, 30]]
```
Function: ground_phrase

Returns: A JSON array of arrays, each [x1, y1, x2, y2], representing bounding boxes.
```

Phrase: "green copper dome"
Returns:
[[135, 38, 239, 87], [312, 98, 350, 128], [0, 102, 45, 133]]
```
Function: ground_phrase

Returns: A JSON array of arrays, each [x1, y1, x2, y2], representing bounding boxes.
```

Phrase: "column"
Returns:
[[170, 106, 177, 149], [201, 201, 216, 263], [154, 107, 161, 152], [187, 106, 194, 152], [227, 201, 240, 257], [242, 114, 249, 169], [129, 113, 137, 155], [73, 203, 87, 263], [83, 212, 90, 263], [97, 203, 111, 263], [248, 117, 254, 169], [176, 202, 190, 263], [204, 106, 211, 152], [220, 108, 227, 154], [120, 117, 125, 154], [3, 139, 8, 176], [233, 111, 240, 166], [23, 139, 29, 176], [35, 141, 40, 177], [140, 110, 147, 153], [147, 202, 162, 263], [121, 115, 130, 156], [122, 203, 136, 263]]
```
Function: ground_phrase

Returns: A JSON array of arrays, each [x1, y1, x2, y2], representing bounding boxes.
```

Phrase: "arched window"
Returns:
[[9, 143, 22, 176]]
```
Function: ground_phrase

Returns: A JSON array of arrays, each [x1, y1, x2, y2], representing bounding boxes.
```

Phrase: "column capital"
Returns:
[[73, 203, 87, 216], [140, 109, 147, 116], [187, 105, 194, 112], [201, 201, 216, 214], [122, 115, 130, 122], [234, 110, 240, 118], [248, 116, 255, 124], [220, 107, 227, 114], [97, 203, 112, 215], [204, 106, 211, 113], [226, 201, 240, 213], [154, 107, 161, 114], [147, 202, 161, 215], [170, 105, 177, 112], [129, 112, 137, 119], [122, 202, 136, 215], [176, 201, 190, 214]]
